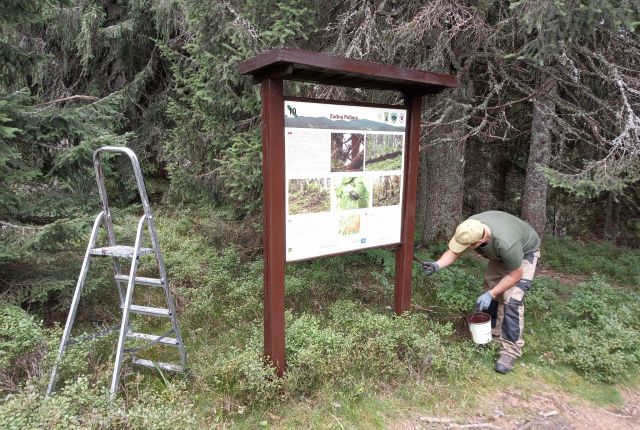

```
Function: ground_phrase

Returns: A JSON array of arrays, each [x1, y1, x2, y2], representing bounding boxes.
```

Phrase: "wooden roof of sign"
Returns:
[[238, 48, 457, 93]]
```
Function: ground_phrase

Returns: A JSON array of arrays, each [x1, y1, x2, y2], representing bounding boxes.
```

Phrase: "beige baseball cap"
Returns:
[[448, 219, 485, 253]]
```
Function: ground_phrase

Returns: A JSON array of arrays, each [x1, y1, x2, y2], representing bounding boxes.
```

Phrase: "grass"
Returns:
[[2, 206, 639, 428], [542, 236, 640, 286]]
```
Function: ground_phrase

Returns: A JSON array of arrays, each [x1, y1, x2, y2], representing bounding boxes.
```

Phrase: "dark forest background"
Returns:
[[3, 0, 639, 257]]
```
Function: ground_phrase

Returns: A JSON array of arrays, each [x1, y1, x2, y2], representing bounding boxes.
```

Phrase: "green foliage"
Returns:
[[542, 166, 639, 199], [161, 0, 318, 214], [509, 0, 640, 63], [543, 237, 640, 286], [215, 130, 263, 214], [260, 1, 314, 46], [207, 301, 473, 405], [206, 345, 283, 405], [153, 210, 265, 332], [0, 306, 45, 371], [0, 0, 72, 87], [544, 277, 640, 383], [0, 377, 198, 429], [525, 277, 564, 319], [1, 0, 182, 277], [432, 266, 483, 314], [288, 302, 472, 390], [1, 88, 131, 268], [0, 99, 21, 138]]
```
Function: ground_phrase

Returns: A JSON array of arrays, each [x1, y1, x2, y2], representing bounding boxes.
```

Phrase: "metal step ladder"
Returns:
[[47, 146, 186, 399]]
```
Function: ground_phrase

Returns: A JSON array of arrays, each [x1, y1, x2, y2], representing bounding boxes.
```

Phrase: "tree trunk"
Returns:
[[603, 192, 620, 243], [464, 139, 509, 214], [419, 95, 467, 244], [521, 66, 557, 240]]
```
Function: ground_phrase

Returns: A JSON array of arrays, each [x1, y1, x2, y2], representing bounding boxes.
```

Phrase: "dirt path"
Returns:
[[465, 251, 591, 287], [536, 267, 589, 286], [395, 382, 640, 430]]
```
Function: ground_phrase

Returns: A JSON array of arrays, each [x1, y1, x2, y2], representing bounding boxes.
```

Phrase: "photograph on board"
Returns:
[[338, 214, 361, 236], [372, 175, 401, 207], [364, 134, 403, 171], [331, 133, 365, 172], [334, 176, 370, 210], [288, 178, 331, 215]]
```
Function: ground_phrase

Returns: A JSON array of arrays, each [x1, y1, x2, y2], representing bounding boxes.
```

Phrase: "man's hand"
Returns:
[[476, 291, 494, 311], [421, 261, 440, 276]]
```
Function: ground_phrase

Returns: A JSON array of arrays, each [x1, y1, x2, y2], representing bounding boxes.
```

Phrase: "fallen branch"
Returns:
[[419, 416, 455, 423], [449, 424, 502, 429], [34, 95, 99, 107], [412, 303, 447, 312], [0, 221, 43, 230], [603, 410, 633, 419]]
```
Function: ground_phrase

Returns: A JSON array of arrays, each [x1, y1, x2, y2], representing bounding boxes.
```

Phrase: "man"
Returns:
[[422, 211, 540, 374]]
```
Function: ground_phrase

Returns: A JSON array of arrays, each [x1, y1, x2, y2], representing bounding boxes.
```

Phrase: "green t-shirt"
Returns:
[[469, 211, 540, 271]]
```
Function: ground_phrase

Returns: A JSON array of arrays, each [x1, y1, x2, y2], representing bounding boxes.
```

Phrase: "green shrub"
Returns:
[[284, 301, 472, 397], [526, 277, 563, 319], [284, 311, 356, 395], [543, 237, 640, 286], [546, 277, 640, 382], [0, 306, 47, 392], [205, 345, 283, 406], [0, 306, 44, 369], [432, 266, 483, 314], [0, 377, 198, 430], [552, 318, 640, 383], [198, 300, 473, 405]]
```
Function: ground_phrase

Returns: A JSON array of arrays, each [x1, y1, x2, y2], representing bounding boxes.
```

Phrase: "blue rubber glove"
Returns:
[[476, 291, 494, 311], [421, 261, 440, 276]]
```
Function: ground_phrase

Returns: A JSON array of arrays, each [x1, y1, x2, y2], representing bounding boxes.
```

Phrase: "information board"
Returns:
[[284, 99, 407, 261]]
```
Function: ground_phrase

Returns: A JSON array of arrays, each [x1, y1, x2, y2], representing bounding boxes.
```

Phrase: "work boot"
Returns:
[[495, 354, 516, 374]]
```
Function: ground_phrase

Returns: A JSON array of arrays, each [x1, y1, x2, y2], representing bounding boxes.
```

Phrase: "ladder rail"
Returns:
[[109, 214, 145, 399], [47, 211, 105, 396], [93, 147, 153, 217], [93, 150, 125, 304]]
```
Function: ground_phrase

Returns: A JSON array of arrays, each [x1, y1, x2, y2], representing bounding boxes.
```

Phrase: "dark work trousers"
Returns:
[[484, 250, 540, 359]]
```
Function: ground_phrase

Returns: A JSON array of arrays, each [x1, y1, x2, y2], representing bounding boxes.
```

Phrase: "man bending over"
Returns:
[[422, 211, 540, 374]]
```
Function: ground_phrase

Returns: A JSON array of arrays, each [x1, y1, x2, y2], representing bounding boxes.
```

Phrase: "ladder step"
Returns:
[[115, 274, 164, 287], [127, 332, 179, 346], [129, 305, 171, 318], [132, 358, 183, 372], [90, 245, 154, 258]]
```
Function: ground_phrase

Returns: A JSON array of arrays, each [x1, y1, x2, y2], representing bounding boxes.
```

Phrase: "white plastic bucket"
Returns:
[[467, 312, 492, 345]]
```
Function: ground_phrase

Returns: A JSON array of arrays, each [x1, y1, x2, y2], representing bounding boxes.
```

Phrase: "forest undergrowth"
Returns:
[[1, 206, 640, 429]]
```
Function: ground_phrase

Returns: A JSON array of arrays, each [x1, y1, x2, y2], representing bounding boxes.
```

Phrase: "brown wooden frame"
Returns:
[[239, 48, 457, 376]]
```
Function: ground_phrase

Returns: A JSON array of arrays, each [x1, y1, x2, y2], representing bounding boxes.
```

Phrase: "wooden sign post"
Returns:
[[239, 49, 457, 375]]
